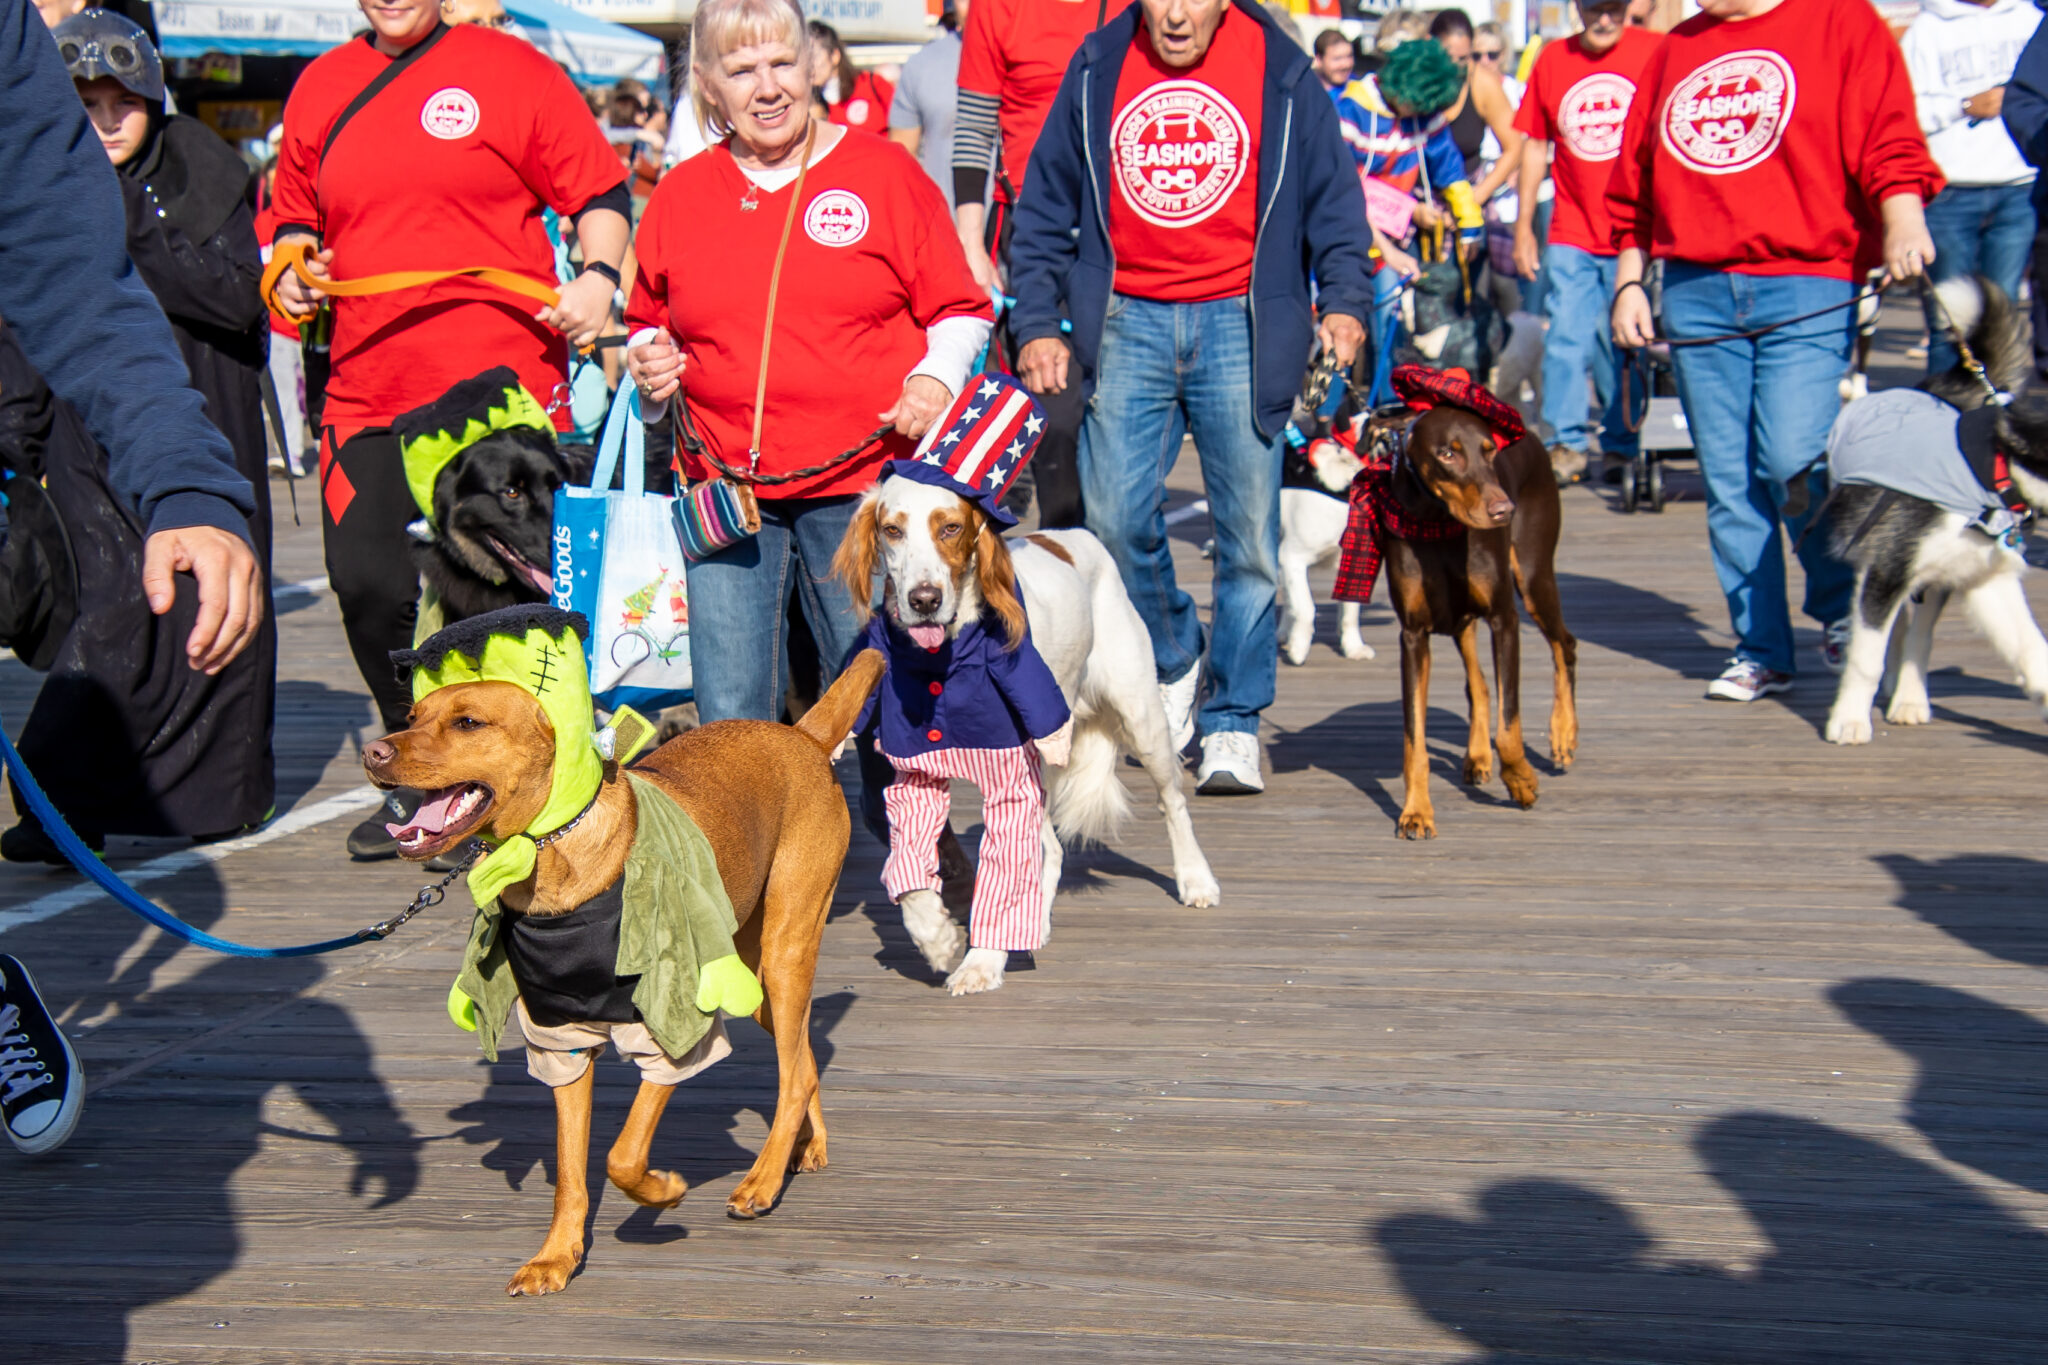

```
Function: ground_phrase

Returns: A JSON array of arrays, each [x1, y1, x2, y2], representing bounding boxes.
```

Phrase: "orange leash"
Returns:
[[260, 236, 560, 329]]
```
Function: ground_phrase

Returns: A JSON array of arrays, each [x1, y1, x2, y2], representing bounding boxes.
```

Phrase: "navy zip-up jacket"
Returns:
[[1007, 1, 1375, 441], [850, 610, 1071, 760], [0, 0, 254, 540], [2004, 17, 2048, 206]]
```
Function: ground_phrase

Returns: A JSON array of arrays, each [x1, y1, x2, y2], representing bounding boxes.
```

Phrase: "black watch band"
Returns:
[[580, 261, 622, 288]]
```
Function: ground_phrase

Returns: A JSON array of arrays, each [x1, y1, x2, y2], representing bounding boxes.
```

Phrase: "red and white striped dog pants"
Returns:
[[880, 745, 1046, 953]]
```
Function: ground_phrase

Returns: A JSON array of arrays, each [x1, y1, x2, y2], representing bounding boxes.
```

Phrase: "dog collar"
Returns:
[[530, 785, 602, 852]]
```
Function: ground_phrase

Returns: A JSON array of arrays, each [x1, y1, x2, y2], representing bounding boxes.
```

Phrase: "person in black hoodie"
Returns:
[[0, 9, 277, 862]]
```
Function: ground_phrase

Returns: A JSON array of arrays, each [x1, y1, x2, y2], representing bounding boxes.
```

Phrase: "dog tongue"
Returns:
[[387, 786, 462, 839], [906, 623, 946, 650]]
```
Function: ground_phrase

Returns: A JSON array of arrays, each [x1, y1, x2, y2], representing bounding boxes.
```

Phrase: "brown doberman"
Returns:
[[363, 651, 884, 1296], [1375, 405, 1578, 838]]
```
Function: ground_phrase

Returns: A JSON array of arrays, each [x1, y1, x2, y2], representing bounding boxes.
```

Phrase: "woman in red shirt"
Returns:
[[1606, 0, 1942, 704], [268, 0, 628, 857], [808, 22, 895, 135], [625, 0, 990, 733]]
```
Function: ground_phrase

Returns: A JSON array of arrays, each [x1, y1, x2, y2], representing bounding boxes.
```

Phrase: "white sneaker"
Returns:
[[1159, 661, 1201, 753], [1196, 731, 1264, 795], [1705, 658, 1793, 703]]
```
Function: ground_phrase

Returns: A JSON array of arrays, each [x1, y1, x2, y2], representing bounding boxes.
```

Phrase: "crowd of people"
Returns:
[[0, 0, 2042, 1157]]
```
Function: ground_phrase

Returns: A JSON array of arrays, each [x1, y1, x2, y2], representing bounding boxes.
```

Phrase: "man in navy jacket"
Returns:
[[1008, 0, 1372, 795], [2003, 16, 2048, 380], [0, 0, 262, 1157]]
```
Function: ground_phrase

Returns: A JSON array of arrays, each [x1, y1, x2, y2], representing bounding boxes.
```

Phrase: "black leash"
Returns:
[[1656, 285, 1885, 349]]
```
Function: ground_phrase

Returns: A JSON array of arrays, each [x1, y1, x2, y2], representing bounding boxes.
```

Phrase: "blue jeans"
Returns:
[[1662, 264, 1856, 675], [1080, 292, 1282, 738], [1923, 182, 2036, 376], [1539, 245, 1637, 459], [1366, 262, 1407, 407], [682, 495, 867, 723]]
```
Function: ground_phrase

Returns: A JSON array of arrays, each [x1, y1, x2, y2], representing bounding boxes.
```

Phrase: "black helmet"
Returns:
[[52, 9, 164, 103]]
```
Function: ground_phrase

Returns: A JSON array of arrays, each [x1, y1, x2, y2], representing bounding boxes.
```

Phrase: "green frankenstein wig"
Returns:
[[391, 366, 553, 523], [1380, 39, 1465, 118]]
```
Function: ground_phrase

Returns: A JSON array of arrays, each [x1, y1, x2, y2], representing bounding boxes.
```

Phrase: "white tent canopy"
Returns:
[[505, 0, 666, 85], [562, 0, 931, 43]]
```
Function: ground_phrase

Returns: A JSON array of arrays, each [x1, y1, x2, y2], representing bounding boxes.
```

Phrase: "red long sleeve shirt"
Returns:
[[1605, 0, 1943, 279]]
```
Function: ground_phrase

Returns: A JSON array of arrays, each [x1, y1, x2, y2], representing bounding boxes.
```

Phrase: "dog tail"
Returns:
[[1932, 275, 2030, 398], [796, 648, 885, 754], [1046, 715, 1131, 848]]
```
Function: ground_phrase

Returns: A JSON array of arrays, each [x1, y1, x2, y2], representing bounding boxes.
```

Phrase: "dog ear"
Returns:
[[831, 486, 883, 623], [974, 514, 1027, 650]]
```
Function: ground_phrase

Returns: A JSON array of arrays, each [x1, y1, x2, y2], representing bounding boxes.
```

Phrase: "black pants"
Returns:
[[320, 427, 419, 734], [2033, 217, 2048, 383], [991, 199, 1086, 529]]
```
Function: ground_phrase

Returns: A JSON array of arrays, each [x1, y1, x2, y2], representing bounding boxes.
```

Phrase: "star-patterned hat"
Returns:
[[883, 372, 1047, 529]]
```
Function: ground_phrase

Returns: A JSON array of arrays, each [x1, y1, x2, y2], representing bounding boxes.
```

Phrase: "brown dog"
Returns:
[[363, 651, 884, 1296], [1375, 406, 1578, 838]]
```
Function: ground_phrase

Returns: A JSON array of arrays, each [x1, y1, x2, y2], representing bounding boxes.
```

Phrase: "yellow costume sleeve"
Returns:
[[1443, 180, 1484, 233]]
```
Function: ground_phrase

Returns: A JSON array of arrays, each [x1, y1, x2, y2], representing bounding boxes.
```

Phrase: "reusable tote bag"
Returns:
[[553, 385, 694, 711]]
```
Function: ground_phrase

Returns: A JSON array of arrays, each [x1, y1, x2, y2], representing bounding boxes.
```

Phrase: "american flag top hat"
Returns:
[[883, 372, 1047, 529]]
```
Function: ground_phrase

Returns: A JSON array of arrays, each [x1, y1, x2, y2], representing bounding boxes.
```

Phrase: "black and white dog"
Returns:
[[1824, 277, 2046, 744], [1279, 418, 1376, 666], [411, 427, 592, 624]]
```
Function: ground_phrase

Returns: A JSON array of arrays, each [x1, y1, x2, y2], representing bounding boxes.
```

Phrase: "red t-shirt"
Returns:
[[827, 70, 896, 136], [1105, 7, 1265, 303], [272, 25, 623, 438], [958, 0, 1102, 202], [1605, 0, 1943, 278], [626, 130, 991, 499], [1513, 28, 1661, 256]]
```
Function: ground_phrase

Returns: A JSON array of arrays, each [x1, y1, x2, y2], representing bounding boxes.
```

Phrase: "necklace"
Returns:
[[737, 120, 814, 211]]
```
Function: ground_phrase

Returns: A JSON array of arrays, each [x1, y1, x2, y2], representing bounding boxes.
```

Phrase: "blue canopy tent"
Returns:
[[151, 0, 664, 86]]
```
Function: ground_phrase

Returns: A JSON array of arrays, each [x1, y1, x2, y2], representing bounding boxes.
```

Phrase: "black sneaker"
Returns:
[[0, 955, 82, 1155], [0, 815, 103, 867], [347, 787, 423, 861]]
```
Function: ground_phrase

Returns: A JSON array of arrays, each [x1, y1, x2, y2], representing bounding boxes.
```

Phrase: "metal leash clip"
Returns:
[[356, 842, 482, 942]]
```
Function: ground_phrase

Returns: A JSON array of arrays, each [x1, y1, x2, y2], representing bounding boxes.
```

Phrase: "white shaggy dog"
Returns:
[[1280, 436, 1375, 666], [835, 477, 1221, 996]]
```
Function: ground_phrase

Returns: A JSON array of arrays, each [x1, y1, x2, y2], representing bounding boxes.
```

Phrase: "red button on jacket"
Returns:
[[928, 681, 943, 695], [927, 728, 943, 742]]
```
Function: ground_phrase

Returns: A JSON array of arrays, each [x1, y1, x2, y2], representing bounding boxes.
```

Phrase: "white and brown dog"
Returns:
[[833, 477, 1221, 996], [1281, 432, 1376, 666]]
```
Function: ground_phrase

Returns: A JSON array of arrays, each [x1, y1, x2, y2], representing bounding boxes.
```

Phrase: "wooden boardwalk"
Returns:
[[8, 316, 2048, 1362]]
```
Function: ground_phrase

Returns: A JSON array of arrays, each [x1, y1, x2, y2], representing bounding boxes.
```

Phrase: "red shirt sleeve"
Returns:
[[511, 48, 631, 215], [272, 76, 327, 233], [894, 145, 992, 327], [1841, 3, 1945, 207], [1513, 47, 1552, 141], [957, 0, 1005, 100], [1605, 38, 1668, 254]]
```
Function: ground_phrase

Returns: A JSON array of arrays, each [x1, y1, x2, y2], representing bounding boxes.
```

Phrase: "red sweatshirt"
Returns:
[[1605, 0, 1943, 279]]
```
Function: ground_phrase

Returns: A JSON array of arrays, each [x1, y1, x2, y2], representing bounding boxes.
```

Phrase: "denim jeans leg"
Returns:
[[1081, 293, 1203, 684], [682, 507, 794, 722], [1663, 266, 1793, 673], [1924, 187, 1988, 377], [1980, 182, 2038, 308], [1538, 244, 1604, 452], [1746, 275, 1855, 634], [1581, 252, 1638, 460], [1183, 296, 1281, 738], [1366, 263, 1407, 407]]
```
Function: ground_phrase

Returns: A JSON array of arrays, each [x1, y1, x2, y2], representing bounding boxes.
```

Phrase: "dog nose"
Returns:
[[1486, 496, 1515, 523], [907, 583, 943, 616], [363, 738, 396, 769]]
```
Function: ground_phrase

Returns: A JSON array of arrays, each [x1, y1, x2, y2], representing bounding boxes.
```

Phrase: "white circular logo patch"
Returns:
[[803, 189, 870, 247], [420, 86, 480, 140], [1110, 79, 1250, 228], [844, 98, 871, 126], [1660, 50, 1796, 176], [1557, 72, 1635, 163]]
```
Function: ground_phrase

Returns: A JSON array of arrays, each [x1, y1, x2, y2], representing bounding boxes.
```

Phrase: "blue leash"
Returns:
[[0, 721, 472, 957]]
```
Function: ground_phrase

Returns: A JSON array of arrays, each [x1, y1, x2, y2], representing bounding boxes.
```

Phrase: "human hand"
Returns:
[[1880, 193, 1937, 283], [1017, 337, 1070, 395], [143, 525, 265, 674], [1965, 85, 2005, 120], [1412, 201, 1445, 230], [626, 329, 686, 403], [960, 228, 1003, 292], [1512, 227, 1541, 281], [536, 271, 616, 351], [1319, 312, 1367, 368], [880, 374, 953, 439], [1380, 245, 1422, 281], [1611, 281, 1655, 349], [274, 243, 332, 322]]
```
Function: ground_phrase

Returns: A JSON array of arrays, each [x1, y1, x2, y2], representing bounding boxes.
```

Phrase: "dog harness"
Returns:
[[1333, 366, 1524, 604], [1826, 390, 2029, 547]]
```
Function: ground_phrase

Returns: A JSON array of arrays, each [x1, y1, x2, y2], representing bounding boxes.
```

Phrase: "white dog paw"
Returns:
[[1282, 634, 1310, 667], [900, 890, 967, 974], [945, 947, 1007, 996], [1339, 636, 1377, 661], [1176, 868, 1221, 908], [1824, 712, 1874, 745], [1884, 695, 1932, 726]]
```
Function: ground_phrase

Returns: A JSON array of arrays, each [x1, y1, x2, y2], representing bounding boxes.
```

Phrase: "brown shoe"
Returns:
[[1548, 444, 1589, 486]]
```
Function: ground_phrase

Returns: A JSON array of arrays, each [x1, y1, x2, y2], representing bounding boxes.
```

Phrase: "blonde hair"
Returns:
[[690, 0, 810, 139], [1373, 9, 1430, 53]]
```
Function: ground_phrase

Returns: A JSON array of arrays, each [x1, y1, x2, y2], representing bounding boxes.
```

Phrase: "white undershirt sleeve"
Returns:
[[906, 313, 994, 401]]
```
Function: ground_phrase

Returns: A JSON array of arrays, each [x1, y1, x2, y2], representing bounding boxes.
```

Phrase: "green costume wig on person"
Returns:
[[1379, 38, 1465, 117], [391, 366, 553, 523]]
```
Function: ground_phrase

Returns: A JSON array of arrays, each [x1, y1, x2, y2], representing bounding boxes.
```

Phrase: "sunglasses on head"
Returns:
[[1474, 48, 1503, 61]]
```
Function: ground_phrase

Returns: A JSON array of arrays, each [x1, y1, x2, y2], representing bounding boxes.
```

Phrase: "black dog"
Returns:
[[413, 427, 590, 623]]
